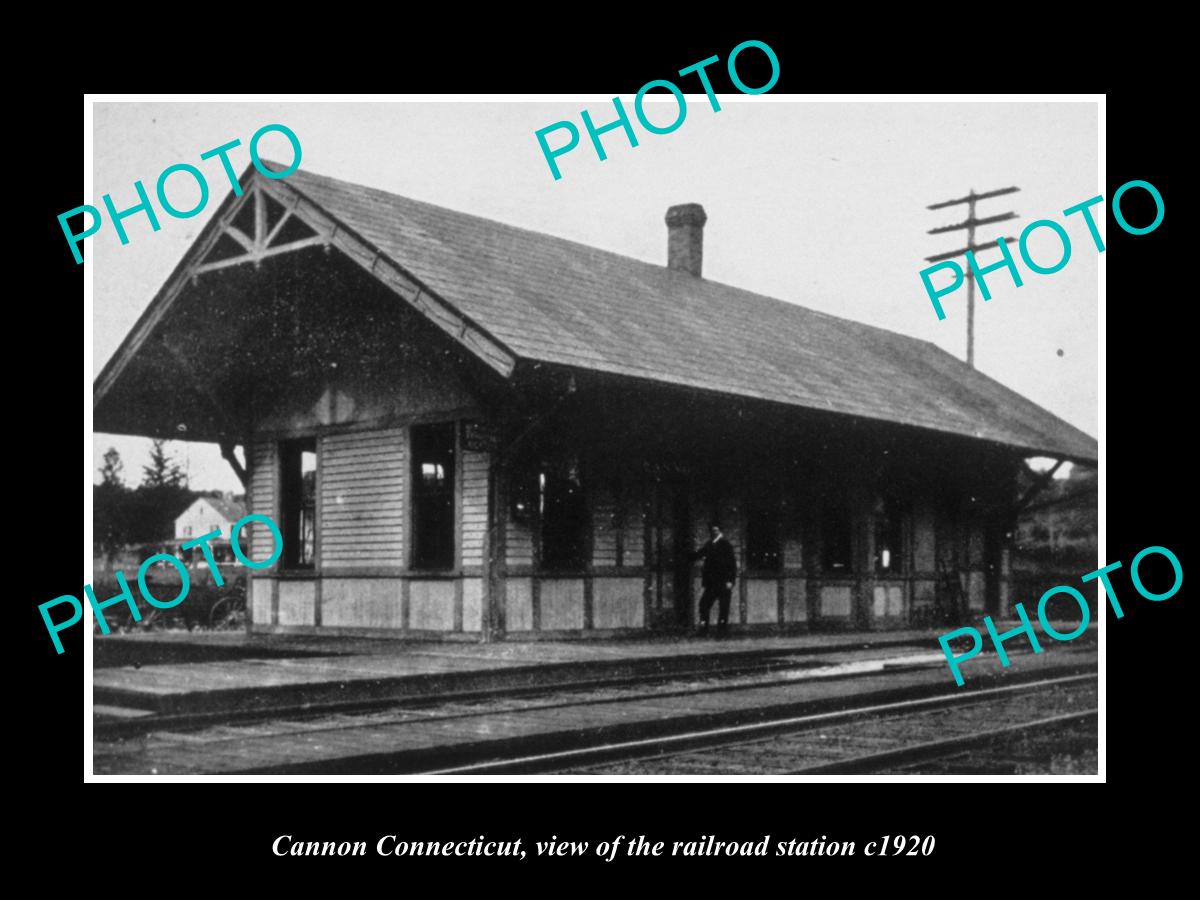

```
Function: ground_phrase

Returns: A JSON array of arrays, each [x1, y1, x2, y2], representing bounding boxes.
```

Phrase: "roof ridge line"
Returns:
[[285, 163, 919, 341]]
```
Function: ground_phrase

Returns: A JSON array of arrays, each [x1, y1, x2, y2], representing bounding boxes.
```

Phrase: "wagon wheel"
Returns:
[[209, 596, 245, 630]]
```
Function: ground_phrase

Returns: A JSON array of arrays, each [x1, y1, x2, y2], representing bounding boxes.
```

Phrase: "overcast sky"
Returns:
[[90, 98, 1099, 492]]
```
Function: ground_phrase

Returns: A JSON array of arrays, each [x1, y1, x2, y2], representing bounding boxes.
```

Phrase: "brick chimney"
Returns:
[[665, 203, 707, 277]]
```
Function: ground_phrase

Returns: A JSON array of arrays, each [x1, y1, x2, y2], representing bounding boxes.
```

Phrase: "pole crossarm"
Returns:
[[928, 211, 1018, 235], [925, 237, 1018, 263], [924, 185, 1021, 369], [927, 186, 1020, 209]]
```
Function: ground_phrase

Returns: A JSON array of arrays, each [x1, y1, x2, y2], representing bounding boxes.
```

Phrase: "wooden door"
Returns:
[[652, 479, 693, 627]]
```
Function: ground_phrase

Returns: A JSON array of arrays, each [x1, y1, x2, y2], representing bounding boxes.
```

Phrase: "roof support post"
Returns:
[[219, 439, 249, 490], [1011, 458, 1064, 521]]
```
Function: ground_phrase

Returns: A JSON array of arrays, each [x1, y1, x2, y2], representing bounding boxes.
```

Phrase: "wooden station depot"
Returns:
[[94, 164, 1098, 641]]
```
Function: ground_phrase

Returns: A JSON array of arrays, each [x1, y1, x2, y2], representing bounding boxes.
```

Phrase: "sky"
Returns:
[[90, 98, 1099, 492]]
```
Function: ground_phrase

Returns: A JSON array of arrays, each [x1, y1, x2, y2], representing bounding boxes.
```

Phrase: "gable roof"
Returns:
[[273, 166, 1096, 463], [179, 496, 245, 524], [207, 496, 246, 522]]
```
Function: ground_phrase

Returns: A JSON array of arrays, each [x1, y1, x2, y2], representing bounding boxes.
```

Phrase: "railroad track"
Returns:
[[880, 717, 1096, 774], [94, 643, 972, 740], [94, 654, 819, 739], [94, 653, 1097, 775], [428, 674, 1097, 775]]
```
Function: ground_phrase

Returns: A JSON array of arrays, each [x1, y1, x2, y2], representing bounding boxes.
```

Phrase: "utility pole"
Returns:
[[926, 186, 1020, 368]]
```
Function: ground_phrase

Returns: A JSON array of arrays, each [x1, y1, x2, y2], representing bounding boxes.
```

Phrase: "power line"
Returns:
[[925, 186, 1020, 368]]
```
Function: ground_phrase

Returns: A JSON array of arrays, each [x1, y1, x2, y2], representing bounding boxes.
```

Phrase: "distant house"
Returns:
[[174, 496, 246, 541], [1015, 466, 1098, 564], [95, 164, 1096, 640]]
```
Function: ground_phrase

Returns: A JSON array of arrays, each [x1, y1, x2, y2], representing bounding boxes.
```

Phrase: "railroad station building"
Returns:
[[94, 164, 1098, 640]]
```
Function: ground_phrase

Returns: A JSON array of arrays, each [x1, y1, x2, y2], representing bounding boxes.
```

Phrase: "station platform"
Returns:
[[92, 624, 1098, 721]]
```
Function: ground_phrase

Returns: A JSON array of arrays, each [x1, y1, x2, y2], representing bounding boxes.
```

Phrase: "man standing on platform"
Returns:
[[692, 522, 738, 637]]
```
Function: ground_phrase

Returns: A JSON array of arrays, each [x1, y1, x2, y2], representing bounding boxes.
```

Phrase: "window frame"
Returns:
[[410, 421, 458, 571], [873, 493, 908, 576], [746, 497, 783, 573], [536, 460, 589, 572], [278, 436, 318, 571], [821, 502, 854, 575]]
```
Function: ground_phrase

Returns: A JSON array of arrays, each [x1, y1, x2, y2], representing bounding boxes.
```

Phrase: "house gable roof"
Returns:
[[176, 496, 245, 525], [206, 496, 246, 523]]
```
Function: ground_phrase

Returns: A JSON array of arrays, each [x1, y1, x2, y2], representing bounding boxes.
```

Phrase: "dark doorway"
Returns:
[[935, 531, 967, 626], [411, 422, 456, 569], [280, 437, 317, 569], [670, 488, 693, 626], [651, 478, 693, 628], [984, 521, 1004, 616]]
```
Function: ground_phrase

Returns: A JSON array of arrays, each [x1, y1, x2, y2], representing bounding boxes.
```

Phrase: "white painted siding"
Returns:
[[247, 440, 277, 564], [319, 428, 406, 567], [461, 449, 489, 567]]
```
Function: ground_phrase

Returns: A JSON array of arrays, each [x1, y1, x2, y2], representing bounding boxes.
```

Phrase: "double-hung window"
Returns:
[[747, 500, 782, 571], [822, 504, 852, 574], [412, 423, 456, 569], [538, 463, 588, 570], [280, 438, 317, 569], [873, 495, 906, 574]]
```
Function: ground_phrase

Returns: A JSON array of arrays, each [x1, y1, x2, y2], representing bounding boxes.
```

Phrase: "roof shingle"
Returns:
[[279, 166, 1098, 463]]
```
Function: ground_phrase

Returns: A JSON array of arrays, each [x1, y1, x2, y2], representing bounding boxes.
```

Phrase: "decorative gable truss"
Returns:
[[94, 170, 517, 426], [191, 176, 516, 377], [195, 183, 326, 274]]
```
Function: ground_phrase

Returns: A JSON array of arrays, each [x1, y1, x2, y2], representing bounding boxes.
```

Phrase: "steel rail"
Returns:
[[94, 655, 830, 740], [421, 674, 1096, 775], [102, 639, 1066, 741], [788, 709, 1097, 774]]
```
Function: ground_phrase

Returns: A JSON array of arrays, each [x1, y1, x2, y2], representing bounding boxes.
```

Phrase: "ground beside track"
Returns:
[[93, 640, 1097, 775], [553, 679, 1097, 774]]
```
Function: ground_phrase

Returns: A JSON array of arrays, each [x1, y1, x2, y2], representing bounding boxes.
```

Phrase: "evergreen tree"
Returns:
[[125, 439, 197, 543], [142, 439, 186, 489], [95, 448, 132, 567]]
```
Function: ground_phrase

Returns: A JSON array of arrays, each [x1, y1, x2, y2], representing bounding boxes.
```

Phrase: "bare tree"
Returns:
[[99, 447, 125, 487]]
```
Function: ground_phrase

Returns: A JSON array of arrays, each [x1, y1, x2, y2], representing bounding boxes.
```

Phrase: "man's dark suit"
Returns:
[[693, 535, 738, 632]]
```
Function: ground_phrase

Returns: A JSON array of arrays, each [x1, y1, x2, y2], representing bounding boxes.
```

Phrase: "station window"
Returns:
[[822, 504, 853, 573], [280, 438, 317, 569], [412, 422, 456, 569], [510, 470, 536, 524], [539, 462, 588, 570], [747, 500, 782, 571], [874, 495, 906, 574]]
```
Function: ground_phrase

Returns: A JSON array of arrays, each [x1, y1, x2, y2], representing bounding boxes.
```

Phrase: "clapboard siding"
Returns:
[[247, 439, 277, 564], [321, 522, 405, 532], [507, 517, 534, 566], [461, 449, 489, 566], [308, 473, 404, 485], [319, 427, 406, 567], [622, 504, 645, 567], [591, 488, 618, 567], [320, 456, 405, 470]]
